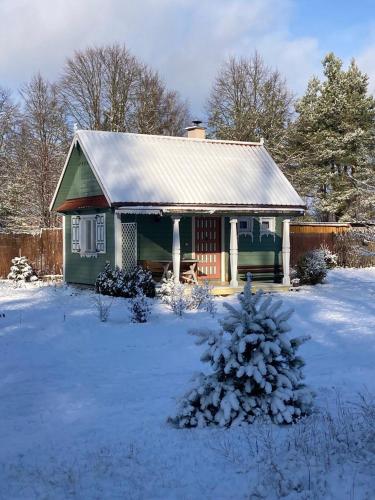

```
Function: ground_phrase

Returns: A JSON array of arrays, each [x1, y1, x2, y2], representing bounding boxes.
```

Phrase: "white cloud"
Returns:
[[357, 45, 375, 96], [0, 0, 325, 114]]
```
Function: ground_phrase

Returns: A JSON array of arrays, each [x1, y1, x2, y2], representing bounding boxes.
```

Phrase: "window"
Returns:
[[259, 217, 276, 240], [238, 217, 254, 239], [71, 214, 106, 256]]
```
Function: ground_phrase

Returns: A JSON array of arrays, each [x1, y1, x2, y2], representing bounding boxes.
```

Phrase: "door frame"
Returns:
[[192, 215, 225, 282]]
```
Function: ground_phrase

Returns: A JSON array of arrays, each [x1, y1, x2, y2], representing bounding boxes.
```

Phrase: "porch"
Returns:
[[115, 208, 293, 291]]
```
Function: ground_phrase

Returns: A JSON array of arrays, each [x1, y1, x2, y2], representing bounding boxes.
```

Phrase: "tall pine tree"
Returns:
[[287, 53, 375, 221]]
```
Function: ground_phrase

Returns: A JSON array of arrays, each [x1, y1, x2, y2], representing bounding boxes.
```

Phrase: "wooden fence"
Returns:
[[0, 228, 63, 278], [290, 223, 350, 267], [0, 222, 366, 279]]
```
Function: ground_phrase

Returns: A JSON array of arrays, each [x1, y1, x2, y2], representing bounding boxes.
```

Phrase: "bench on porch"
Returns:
[[237, 264, 283, 283]]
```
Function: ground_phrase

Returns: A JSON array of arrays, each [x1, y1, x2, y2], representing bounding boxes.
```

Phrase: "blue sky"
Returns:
[[291, 0, 375, 57], [1, 0, 374, 116]]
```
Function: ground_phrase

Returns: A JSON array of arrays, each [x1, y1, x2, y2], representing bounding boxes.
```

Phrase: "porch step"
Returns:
[[212, 282, 291, 296]]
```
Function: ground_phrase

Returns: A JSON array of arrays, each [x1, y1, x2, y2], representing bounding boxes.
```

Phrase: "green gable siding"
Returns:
[[52, 147, 103, 210], [64, 209, 115, 285]]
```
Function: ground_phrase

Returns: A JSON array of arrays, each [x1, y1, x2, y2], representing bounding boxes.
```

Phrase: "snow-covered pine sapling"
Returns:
[[191, 280, 216, 316], [93, 289, 113, 322], [7, 256, 38, 282], [169, 273, 314, 428], [159, 271, 175, 304], [170, 284, 191, 317], [129, 287, 152, 323], [159, 272, 191, 316]]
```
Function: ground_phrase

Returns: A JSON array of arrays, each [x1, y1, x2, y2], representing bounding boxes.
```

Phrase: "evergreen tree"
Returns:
[[206, 53, 293, 165], [8, 256, 37, 282], [287, 53, 375, 221], [169, 274, 313, 428]]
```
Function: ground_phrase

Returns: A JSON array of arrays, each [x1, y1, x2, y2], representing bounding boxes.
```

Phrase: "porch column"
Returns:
[[282, 219, 291, 285], [114, 211, 122, 268], [229, 217, 238, 287], [172, 216, 181, 284]]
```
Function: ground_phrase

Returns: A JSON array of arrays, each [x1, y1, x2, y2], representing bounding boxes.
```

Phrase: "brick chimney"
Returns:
[[185, 120, 206, 139]]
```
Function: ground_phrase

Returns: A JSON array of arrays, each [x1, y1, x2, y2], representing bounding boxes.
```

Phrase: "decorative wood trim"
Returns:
[[56, 195, 109, 212]]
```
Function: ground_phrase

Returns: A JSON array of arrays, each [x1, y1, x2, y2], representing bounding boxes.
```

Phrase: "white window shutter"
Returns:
[[71, 216, 81, 253], [95, 214, 106, 253]]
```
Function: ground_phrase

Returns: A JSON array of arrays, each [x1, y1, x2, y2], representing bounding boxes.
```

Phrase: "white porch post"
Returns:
[[172, 216, 181, 284], [229, 217, 238, 287], [114, 211, 122, 268], [282, 219, 291, 285]]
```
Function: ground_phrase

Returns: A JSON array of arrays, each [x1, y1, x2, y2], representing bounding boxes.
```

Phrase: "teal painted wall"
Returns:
[[64, 209, 115, 285], [224, 215, 284, 282], [52, 146, 103, 210], [121, 214, 192, 261]]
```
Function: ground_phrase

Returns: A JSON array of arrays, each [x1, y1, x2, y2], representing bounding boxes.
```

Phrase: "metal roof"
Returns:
[[65, 130, 305, 208]]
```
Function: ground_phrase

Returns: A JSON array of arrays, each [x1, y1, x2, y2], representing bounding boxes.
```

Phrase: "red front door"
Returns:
[[195, 217, 221, 280]]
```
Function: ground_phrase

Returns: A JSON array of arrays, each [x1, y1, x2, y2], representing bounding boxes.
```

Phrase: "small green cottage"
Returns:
[[50, 124, 305, 289]]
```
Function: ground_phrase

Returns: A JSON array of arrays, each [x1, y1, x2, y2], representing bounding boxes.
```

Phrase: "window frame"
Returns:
[[71, 213, 106, 256], [259, 216, 276, 240], [238, 216, 254, 239]]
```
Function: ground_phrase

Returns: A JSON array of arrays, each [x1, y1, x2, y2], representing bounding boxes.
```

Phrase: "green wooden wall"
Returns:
[[52, 145, 103, 210], [121, 214, 192, 261], [64, 209, 115, 285], [63, 210, 287, 285], [224, 216, 283, 282]]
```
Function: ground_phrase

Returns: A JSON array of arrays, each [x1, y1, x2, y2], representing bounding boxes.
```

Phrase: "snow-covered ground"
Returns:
[[0, 268, 374, 499]]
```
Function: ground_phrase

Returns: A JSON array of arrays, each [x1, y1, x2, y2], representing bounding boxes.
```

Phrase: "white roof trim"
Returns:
[[116, 208, 162, 215], [49, 138, 76, 212], [77, 136, 112, 205], [116, 205, 304, 214]]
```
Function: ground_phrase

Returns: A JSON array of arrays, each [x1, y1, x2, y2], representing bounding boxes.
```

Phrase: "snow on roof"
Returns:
[[74, 130, 305, 208]]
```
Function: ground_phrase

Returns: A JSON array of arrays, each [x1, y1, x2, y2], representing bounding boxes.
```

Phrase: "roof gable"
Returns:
[[51, 142, 108, 211]]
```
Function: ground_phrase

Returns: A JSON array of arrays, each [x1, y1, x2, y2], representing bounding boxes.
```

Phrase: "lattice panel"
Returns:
[[121, 223, 137, 271]]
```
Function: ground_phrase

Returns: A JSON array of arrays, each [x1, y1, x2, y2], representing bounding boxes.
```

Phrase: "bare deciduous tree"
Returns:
[[0, 88, 22, 230], [19, 74, 70, 227], [207, 53, 293, 163], [59, 44, 189, 135]]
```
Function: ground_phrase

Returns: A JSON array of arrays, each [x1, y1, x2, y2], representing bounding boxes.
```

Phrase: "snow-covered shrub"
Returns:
[[159, 273, 191, 316], [124, 266, 156, 298], [319, 243, 338, 268], [7, 256, 38, 282], [168, 284, 191, 317], [95, 263, 155, 298], [129, 287, 152, 323], [160, 274, 216, 317], [158, 271, 175, 303], [93, 291, 113, 322], [191, 281, 216, 316], [169, 274, 314, 428], [296, 250, 328, 285]]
